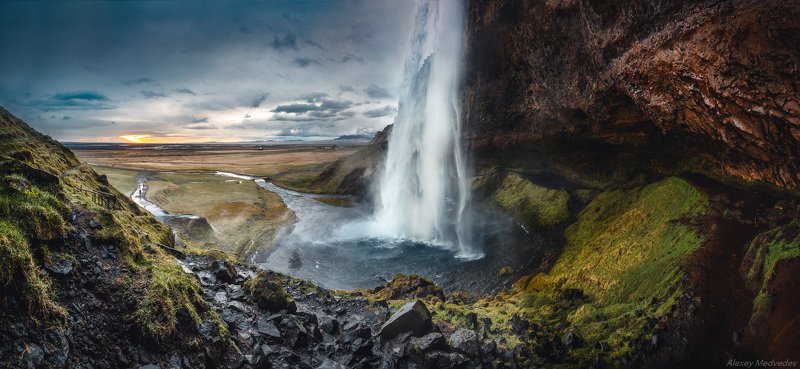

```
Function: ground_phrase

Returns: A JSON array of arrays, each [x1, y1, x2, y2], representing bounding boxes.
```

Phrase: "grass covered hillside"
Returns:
[[0, 107, 228, 367]]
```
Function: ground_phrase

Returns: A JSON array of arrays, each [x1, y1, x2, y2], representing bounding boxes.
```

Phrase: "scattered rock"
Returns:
[[257, 316, 281, 339], [379, 300, 433, 339], [449, 329, 480, 357], [319, 316, 338, 334], [499, 266, 513, 277], [413, 332, 446, 352], [47, 258, 73, 276]]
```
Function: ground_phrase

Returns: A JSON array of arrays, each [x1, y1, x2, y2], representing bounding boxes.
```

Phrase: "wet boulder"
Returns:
[[209, 260, 237, 283], [379, 300, 433, 339]]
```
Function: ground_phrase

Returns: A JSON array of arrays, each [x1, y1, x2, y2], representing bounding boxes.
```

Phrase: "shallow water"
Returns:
[[254, 181, 544, 294]]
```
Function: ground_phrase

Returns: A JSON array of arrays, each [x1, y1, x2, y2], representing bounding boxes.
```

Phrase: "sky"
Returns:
[[0, 0, 416, 143]]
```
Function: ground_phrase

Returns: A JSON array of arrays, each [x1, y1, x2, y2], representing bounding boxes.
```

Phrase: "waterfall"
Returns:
[[371, 0, 481, 258]]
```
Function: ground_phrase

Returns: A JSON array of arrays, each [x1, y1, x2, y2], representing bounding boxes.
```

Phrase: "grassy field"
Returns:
[[74, 145, 361, 177], [75, 144, 355, 260], [146, 175, 293, 260]]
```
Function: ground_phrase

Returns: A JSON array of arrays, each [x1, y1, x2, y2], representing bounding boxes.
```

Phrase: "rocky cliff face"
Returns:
[[464, 0, 800, 188]]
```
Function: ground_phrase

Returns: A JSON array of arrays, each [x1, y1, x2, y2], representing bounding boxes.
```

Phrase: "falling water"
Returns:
[[371, 0, 480, 258]]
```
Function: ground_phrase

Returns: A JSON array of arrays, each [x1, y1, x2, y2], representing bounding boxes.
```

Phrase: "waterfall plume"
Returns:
[[371, 0, 481, 258]]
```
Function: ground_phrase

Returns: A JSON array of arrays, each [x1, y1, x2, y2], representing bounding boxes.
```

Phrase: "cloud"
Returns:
[[296, 92, 328, 103], [185, 123, 217, 130], [272, 103, 318, 114], [364, 84, 392, 99], [292, 57, 321, 68], [271, 33, 298, 50], [191, 117, 209, 123], [336, 53, 364, 63], [62, 116, 72, 120], [363, 104, 397, 118], [339, 85, 356, 92], [174, 88, 196, 95], [19, 91, 116, 111], [250, 93, 269, 107], [140, 90, 167, 98], [122, 77, 156, 86], [53, 91, 108, 101]]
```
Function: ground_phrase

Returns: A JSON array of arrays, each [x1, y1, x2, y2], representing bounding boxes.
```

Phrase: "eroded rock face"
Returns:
[[464, 0, 800, 188]]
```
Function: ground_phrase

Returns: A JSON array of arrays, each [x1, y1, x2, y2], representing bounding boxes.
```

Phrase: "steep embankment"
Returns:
[[464, 0, 800, 189]]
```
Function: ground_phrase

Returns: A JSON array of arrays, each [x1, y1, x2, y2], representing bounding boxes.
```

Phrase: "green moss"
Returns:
[[531, 177, 708, 303], [368, 178, 709, 364], [742, 220, 800, 323], [491, 172, 571, 228]]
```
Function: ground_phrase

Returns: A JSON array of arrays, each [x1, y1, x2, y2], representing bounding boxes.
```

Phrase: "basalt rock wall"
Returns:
[[463, 0, 800, 188]]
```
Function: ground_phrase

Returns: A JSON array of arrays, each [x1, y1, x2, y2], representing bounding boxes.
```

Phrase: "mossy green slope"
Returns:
[[362, 177, 709, 366], [741, 219, 800, 327], [0, 107, 224, 341], [474, 168, 571, 229]]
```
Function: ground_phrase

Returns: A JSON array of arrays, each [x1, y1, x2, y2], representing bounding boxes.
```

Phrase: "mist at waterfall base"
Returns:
[[255, 0, 543, 292]]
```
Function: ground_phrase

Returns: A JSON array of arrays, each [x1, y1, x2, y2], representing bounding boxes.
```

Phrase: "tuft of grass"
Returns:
[[0, 220, 66, 325]]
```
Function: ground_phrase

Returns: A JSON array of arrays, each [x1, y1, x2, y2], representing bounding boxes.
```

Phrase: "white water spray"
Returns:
[[371, 0, 480, 258]]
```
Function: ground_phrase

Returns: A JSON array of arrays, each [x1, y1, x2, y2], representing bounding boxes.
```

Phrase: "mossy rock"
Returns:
[[490, 172, 571, 229], [245, 271, 296, 313], [367, 274, 445, 301]]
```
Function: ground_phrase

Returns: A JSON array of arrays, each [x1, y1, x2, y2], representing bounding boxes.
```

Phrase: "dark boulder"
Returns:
[[449, 329, 480, 357], [379, 300, 433, 339], [245, 272, 296, 313], [413, 332, 446, 352], [209, 260, 237, 283]]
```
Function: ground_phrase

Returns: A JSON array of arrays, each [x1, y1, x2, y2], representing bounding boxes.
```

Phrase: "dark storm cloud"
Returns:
[[271, 34, 298, 50], [0, 0, 416, 140], [19, 91, 115, 112], [140, 90, 166, 99], [174, 88, 196, 95], [364, 84, 392, 99], [250, 93, 269, 108], [363, 105, 397, 118], [272, 103, 318, 114], [122, 78, 156, 86], [293, 57, 321, 68]]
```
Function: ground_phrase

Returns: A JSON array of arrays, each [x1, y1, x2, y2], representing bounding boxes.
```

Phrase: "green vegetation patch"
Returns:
[[360, 178, 710, 365], [529, 176, 709, 303], [742, 219, 800, 324], [0, 220, 66, 324], [472, 167, 572, 229]]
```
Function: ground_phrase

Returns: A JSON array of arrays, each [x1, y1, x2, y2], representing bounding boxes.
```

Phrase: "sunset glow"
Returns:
[[119, 135, 149, 143]]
